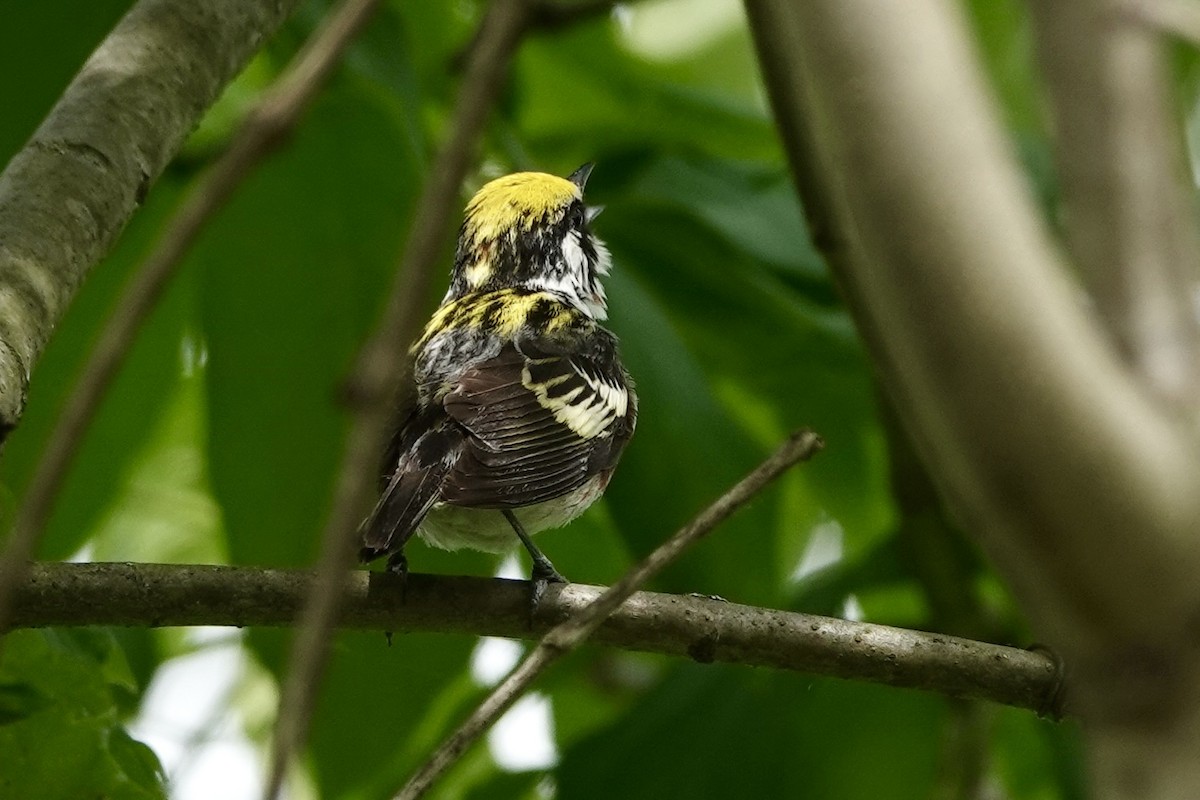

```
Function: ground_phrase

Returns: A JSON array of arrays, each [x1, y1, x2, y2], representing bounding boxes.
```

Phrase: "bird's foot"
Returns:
[[386, 551, 409, 603], [528, 556, 568, 624]]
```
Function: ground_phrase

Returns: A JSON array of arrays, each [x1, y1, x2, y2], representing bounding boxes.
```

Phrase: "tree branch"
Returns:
[[745, 0, 1200, 796], [7, 561, 1060, 715], [743, 0, 1200, 659], [1132, 0, 1200, 44], [1029, 0, 1200, 407], [0, 0, 303, 440]]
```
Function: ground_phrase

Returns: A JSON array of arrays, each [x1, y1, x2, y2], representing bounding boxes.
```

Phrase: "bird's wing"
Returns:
[[359, 334, 635, 560], [440, 338, 634, 508]]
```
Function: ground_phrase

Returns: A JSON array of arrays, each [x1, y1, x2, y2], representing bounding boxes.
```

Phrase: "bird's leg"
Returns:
[[386, 549, 409, 603], [502, 509, 566, 617]]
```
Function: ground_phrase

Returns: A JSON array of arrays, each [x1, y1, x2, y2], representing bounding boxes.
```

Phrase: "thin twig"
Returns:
[[7, 561, 1062, 714], [0, 0, 382, 640], [394, 429, 825, 800], [262, 2, 533, 797]]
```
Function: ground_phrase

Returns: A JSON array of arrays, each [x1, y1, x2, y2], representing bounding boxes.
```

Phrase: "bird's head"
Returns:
[[449, 164, 611, 319]]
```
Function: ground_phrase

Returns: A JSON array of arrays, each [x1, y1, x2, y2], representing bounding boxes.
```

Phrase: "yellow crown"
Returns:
[[463, 172, 581, 244]]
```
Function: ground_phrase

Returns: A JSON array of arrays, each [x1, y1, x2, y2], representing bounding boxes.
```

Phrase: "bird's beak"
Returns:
[[585, 205, 605, 223], [568, 162, 595, 191]]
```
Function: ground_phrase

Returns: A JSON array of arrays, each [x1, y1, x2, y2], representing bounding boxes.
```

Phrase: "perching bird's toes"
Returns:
[[386, 551, 409, 602], [528, 557, 568, 622]]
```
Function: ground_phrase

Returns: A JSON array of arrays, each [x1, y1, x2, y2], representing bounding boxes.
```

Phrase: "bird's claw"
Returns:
[[386, 551, 409, 603], [528, 558, 567, 624]]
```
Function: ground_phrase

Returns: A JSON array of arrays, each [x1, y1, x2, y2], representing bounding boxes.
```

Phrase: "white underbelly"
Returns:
[[417, 478, 607, 553]]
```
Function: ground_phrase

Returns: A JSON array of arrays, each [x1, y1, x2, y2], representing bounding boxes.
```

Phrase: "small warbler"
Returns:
[[359, 164, 637, 603]]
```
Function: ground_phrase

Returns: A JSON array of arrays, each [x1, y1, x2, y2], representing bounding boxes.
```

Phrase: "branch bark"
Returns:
[[1134, 0, 1200, 44], [746, 0, 1200, 796], [7, 561, 1060, 715], [744, 0, 1200, 667], [1029, 0, 1200, 406], [0, 0, 303, 439]]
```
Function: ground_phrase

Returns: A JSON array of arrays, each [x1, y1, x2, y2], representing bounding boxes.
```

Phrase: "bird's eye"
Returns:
[[569, 205, 585, 228]]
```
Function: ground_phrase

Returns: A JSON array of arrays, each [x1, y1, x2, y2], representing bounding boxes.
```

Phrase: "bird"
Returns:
[[359, 164, 637, 607]]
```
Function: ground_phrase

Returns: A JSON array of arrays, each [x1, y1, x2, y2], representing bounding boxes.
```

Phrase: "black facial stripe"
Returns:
[[446, 196, 602, 294]]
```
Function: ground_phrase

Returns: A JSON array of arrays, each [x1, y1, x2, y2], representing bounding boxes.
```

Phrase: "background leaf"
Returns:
[[0, 630, 165, 799]]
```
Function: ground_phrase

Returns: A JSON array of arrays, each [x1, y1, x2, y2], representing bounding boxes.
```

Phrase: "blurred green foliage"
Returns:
[[0, 0, 1083, 797], [0, 629, 165, 799]]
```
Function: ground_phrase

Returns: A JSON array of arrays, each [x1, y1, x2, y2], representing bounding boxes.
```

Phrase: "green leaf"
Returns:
[[611, 159, 884, 507], [515, 20, 777, 166], [557, 664, 946, 799], [614, 156, 825, 280], [993, 706, 1087, 800], [0, 681, 51, 725], [601, 269, 783, 605], [107, 728, 169, 797], [0, 0, 134, 166], [462, 769, 543, 800], [246, 628, 481, 800], [196, 75, 419, 567], [0, 630, 165, 800], [593, 156, 892, 600], [86, 352, 224, 566]]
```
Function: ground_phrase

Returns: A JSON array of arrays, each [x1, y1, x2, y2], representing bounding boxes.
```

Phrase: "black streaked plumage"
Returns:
[[359, 166, 636, 600]]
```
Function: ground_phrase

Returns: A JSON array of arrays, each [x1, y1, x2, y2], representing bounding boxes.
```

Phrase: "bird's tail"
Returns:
[[358, 460, 446, 563]]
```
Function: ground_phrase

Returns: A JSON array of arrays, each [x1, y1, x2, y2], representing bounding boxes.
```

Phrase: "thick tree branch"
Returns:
[[1029, 0, 1200, 406], [1133, 0, 1200, 44], [0, 0, 303, 440], [745, 0, 1200, 796], [743, 0, 1200, 663], [7, 561, 1060, 714]]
